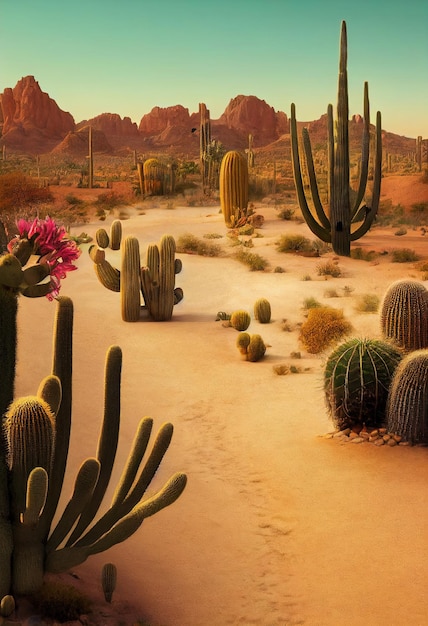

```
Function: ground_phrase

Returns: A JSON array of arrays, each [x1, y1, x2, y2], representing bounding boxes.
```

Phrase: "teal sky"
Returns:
[[0, 0, 427, 138]]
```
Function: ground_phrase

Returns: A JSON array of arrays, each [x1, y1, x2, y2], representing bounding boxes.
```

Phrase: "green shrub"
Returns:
[[176, 233, 222, 257], [277, 207, 295, 220], [234, 248, 268, 271], [299, 306, 352, 354], [324, 288, 339, 298], [350, 247, 378, 261], [276, 233, 312, 253], [391, 248, 420, 263], [355, 293, 380, 313], [302, 297, 322, 310]]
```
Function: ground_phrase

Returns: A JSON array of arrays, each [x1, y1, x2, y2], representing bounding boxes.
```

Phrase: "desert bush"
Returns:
[[31, 581, 92, 622], [311, 238, 332, 255], [391, 248, 420, 262], [274, 266, 285, 273], [299, 306, 352, 354], [350, 247, 379, 262], [276, 233, 312, 253], [302, 297, 322, 310], [176, 233, 222, 257], [204, 232, 223, 239], [301, 274, 312, 281], [324, 288, 339, 298], [277, 207, 295, 220], [234, 248, 268, 271], [316, 260, 342, 277], [342, 285, 355, 296], [355, 293, 380, 313], [394, 226, 407, 236]]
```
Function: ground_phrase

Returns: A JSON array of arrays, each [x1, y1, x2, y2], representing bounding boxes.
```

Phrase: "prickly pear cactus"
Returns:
[[324, 337, 402, 430], [380, 280, 428, 351]]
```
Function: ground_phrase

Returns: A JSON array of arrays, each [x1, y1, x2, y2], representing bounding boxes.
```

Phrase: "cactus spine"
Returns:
[[290, 21, 382, 256], [380, 280, 428, 351], [324, 337, 402, 430], [219, 151, 249, 228], [386, 350, 428, 443]]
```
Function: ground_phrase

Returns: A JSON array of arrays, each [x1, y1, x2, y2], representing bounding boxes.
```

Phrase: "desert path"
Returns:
[[14, 205, 428, 626]]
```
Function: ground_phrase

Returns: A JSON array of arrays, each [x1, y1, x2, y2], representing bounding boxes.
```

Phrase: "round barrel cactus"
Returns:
[[236, 333, 266, 362], [324, 337, 402, 430], [254, 298, 271, 324], [230, 310, 251, 331], [386, 349, 428, 443], [380, 280, 428, 351]]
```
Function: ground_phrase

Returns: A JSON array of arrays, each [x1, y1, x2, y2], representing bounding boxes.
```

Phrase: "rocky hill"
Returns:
[[0, 75, 422, 161]]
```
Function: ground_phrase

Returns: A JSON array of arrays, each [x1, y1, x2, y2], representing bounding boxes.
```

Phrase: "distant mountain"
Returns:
[[0, 75, 420, 159]]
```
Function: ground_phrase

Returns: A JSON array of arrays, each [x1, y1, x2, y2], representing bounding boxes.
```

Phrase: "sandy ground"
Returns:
[[13, 186, 428, 625]]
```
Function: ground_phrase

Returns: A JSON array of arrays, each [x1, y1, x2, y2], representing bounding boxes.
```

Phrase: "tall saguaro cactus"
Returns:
[[290, 21, 382, 256], [199, 102, 211, 192]]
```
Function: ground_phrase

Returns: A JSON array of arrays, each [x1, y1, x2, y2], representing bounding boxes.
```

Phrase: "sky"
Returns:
[[0, 0, 427, 139]]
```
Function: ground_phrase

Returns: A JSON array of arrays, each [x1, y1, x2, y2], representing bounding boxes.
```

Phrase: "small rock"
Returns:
[[399, 441, 411, 446], [392, 434, 402, 442], [349, 431, 360, 439], [350, 437, 364, 443], [379, 428, 387, 434], [360, 431, 370, 439], [387, 438, 398, 447], [370, 429, 379, 437], [374, 438, 385, 446], [324, 433, 334, 439], [369, 435, 380, 442], [382, 434, 391, 441]]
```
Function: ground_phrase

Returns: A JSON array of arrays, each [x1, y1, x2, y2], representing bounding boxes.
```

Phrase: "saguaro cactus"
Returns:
[[290, 21, 382, 256], [219, 151, 249, 228], [199, 102, 211, 192]]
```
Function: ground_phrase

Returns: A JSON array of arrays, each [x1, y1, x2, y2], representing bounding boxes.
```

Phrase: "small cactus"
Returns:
[[236, 333, 266, 362], [380, 280, 428, 351], [110, 220, 122, 251], [230, 310, 251, 331], [386, 349, 428, 443], [96, 228, 110, 249], [254, 298, 271, 324], [324, 337, 402, 430], [0, 595, 15, 617], [101, 563, 117, 603]]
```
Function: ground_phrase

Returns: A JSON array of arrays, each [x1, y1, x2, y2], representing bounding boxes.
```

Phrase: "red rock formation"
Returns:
[[139, 105, 191, 135], [217, 95, 288, 145], [52, 126, 113, 156], [0, 75, 74, 137], [76, 113, 139, 137]]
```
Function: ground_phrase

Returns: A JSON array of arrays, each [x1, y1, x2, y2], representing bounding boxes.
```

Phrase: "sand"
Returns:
[[13, 195, 428, 626]]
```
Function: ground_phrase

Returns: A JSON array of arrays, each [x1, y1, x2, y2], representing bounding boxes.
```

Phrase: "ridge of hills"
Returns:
[[0, 75, 422, 161]]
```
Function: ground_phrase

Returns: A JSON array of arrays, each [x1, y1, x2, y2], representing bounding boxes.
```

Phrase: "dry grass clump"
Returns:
[[391, 248, 421, 263], [316, 260, 342, 277], [276, 233, 312, 253], [299, 306, 352, 353], [354, 293, 380, 313], [350, 247, 378, 262], [234, 248, 269, 271], [176, 233, 222, 257], [31, 581, 92, 622], [302, 297, 322, 310]]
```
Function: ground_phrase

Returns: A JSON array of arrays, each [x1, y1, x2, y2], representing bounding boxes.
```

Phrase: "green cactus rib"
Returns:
[[386, 350, 428, 443], [65, 346, 121, 546], [45, 472, 187, 574], [290, 20, 382, 256], [219, 151, 249, 228], [380, 280, 428, 351], [121, 236, 141, 322]]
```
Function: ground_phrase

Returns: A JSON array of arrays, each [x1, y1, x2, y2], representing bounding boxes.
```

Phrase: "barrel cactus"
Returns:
[[254, 298, 271, 324], [324, 337, 402, 430], [219, 151, 249, 228], [236, 333, 266, 362], [230, 310, 251, 331], [143, 158, 167, 196], [386, 349, 428, 443], [101, 563, 117, 603], [380, 280, 428, 351]]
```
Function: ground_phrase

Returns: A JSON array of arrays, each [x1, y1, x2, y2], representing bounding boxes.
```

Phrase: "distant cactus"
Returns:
[[143, 158, 167, 196], [254, 298, 271, 324], [101, 563, 117, 603], [386, 349, 428, 443], [290, 21, 382, 256], [219, 151, 249, 228], [230, 310, 251, 331], [236, 333, 266, 362], [90, 235, 183, 322], [380, 280, 428, 351], [324, 337, 402, 430]]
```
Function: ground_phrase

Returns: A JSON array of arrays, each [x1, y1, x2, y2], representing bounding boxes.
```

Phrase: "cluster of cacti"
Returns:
[[96, 220, 122, 251], [236, 333, 266, 362], [101, 563, 117, 603], [380, 280, 428, 351], [290, 21, 382, 257], [0, 296, 187, 597], [324, 338, 402, 430], [229, 310, 251, 331], [90, 234, 183, 322], [219, 151, 249, 228], [254, 298, 271, 324]]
